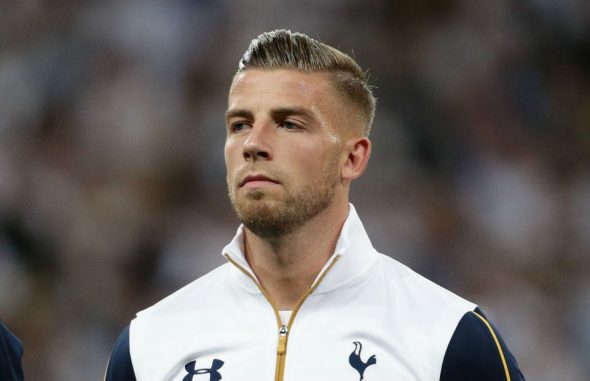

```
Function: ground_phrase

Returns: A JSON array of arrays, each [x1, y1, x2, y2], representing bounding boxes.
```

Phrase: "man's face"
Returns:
[[225, 69, 348, 238]]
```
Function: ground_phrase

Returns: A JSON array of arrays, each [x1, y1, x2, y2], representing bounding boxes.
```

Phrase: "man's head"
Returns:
[[236, 29, 376, 137], [225, 31, 374, 239]]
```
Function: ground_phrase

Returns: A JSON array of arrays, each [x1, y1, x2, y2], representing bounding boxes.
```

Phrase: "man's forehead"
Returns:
[[229, 72, 313, 112], [229, 69, 333, 96], [229, 70, 343, 114]]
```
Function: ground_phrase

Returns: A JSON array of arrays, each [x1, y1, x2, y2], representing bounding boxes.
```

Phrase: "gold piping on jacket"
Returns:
[[473, 311, 511, 381]]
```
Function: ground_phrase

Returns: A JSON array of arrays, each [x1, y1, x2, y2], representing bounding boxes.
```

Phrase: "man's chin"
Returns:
[[244, 189, 266, 201], [236, 195, 278, 215], [233, 200, 287, 238]]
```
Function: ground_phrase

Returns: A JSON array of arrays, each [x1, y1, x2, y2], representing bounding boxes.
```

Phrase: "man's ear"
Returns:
[[341, 137, 371, 182]]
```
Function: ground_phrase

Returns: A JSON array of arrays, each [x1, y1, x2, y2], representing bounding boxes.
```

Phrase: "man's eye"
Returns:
[[279, 121, 300, 130], [231, 122, 250, 132]]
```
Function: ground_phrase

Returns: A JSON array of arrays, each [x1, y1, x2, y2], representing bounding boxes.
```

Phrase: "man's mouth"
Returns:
[[239, 174, 280, 188]]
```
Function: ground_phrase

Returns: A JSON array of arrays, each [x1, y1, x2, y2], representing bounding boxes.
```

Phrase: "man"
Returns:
[[106, 30, 525, 381], [0, 321, 24, 381]]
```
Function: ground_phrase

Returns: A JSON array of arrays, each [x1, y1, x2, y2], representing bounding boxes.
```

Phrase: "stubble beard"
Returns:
[[227, 158, 339, 240]]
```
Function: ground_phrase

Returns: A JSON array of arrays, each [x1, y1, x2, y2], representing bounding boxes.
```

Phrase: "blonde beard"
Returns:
[[227, 156, 340, 239]]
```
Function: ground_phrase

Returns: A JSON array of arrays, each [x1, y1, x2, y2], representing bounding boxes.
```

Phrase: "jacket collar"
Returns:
[[222, 204, 380, 294]]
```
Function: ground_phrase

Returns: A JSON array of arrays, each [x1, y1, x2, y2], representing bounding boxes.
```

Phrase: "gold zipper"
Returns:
[[225, 254, 340, 381], [276, 324, 288, 381]]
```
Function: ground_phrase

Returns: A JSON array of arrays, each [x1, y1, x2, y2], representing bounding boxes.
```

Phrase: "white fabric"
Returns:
[[279, 311, 292, 325], [129, 204, 476, 381]]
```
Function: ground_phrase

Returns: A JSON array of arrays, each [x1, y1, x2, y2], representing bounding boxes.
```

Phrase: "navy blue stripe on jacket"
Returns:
[[440, 308, 526, 381], [105, 325, 136, 381]]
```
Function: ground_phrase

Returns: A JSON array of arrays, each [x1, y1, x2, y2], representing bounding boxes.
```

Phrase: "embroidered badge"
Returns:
[[349, 341, 376, 381], [183, 359, 224, 381]]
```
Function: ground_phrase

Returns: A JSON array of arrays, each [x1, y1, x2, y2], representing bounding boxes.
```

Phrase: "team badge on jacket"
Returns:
[[349, 341, 377, 381], [183, 359, 224, 381]]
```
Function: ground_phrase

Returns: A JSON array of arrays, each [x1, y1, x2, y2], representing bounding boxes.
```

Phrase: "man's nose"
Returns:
[[243, 124, 272, 161]]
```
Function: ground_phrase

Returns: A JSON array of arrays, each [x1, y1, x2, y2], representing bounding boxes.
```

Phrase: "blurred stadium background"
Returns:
[[1, 1, 589, 380]]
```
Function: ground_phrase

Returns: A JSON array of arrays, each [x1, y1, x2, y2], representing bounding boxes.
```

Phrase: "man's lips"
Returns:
[[239, 174, 280, 187]]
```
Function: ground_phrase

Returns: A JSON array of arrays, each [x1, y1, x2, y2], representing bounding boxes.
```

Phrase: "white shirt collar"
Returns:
[[222, 203, 379, 293]]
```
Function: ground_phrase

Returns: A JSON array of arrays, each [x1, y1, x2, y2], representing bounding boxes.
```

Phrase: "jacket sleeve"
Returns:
[[105, 325, 137, 381], [440, 308, 526, 381], [0, 321, 24, 381]]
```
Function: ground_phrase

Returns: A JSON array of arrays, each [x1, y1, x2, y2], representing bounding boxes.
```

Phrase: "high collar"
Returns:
[[222, 204, 380, 295]]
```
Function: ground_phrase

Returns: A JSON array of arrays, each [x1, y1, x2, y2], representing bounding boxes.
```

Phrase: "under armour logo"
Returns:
[[349, 341, 376, 381], [182, 359, 224, 381]]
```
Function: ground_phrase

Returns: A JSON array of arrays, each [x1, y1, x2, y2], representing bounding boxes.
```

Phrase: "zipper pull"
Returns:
[[278, 325, 288, 354], [279, 325, 288, 335]]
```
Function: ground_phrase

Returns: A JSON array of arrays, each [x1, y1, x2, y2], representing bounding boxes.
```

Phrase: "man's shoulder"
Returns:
[[441, 308, 527, 381], [376, 252, 477, 312], [135, 262, 233, 321]]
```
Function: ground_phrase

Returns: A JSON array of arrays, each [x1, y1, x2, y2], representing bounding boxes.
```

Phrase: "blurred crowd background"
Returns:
[[0, 0, 589, 380]]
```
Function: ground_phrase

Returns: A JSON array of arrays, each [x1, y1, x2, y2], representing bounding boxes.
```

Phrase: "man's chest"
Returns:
[[130, 265, 471, 381], [131, 309, 443, 381]]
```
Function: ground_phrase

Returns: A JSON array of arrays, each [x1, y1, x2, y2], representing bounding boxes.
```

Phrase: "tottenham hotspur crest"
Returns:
[[349, 341, 376, 381]]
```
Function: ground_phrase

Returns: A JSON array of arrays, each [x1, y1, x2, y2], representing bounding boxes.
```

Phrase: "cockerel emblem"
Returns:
[[349, 341, 376, 381]]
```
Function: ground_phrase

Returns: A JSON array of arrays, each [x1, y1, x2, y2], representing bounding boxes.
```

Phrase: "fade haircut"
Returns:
[[236, 30, 377, 136]]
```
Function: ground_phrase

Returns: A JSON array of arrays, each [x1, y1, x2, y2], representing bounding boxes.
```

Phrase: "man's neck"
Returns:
[[243, 202, 349, 311]]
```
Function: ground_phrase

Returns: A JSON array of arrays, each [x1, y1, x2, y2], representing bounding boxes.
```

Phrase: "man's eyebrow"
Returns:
[[225, 109, 253, 121], [225, 107, 317, 121], [270, 107, 316, 121]]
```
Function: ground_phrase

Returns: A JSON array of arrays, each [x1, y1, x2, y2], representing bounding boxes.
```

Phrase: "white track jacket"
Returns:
[[106, 204, 525, 381]]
